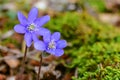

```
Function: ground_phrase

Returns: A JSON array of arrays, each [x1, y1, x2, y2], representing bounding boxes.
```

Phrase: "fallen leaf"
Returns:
[[0, 74, 6, 80], [5, 58, 20, 69]]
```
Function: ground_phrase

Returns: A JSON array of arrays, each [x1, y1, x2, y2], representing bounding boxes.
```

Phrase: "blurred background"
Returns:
[[1, 0, 120, 80]]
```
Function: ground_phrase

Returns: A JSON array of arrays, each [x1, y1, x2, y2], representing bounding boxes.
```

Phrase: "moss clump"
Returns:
[[1, 38, 19, 47], [45, 12, 120, 79]]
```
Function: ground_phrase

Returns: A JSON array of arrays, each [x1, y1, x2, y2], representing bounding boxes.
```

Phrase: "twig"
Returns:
[[0, 30, 14, 40], [74, 68, 78, 78], [0, 45, 38, 61], [0, 45, 55, 63]]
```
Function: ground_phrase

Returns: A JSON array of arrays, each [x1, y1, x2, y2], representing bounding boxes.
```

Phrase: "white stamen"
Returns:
[[48, 40, 56, 49], [27, 24, 35, 31]]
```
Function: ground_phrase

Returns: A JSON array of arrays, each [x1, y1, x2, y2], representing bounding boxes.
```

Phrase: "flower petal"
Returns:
[[17, 12, 27, 25], [32, 33, 39, 42], [43, 34, 51, 43], [34, 41, 45, 51], [57, 40, 67, 48], [28, 7, 38, 22], [46, 49, 56, 55], [37, 28, 50, 36], [37, 28, 51, 42], [14, 24, 26, 33], [51, 32, 60, 41], [24, 33, 32, 47], [54, 49, 64, 57], [34, 15, 50, 27]]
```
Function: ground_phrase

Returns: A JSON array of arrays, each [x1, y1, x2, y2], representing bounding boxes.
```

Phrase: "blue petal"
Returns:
[[34, 15, 50, 27], [14, 24, 26, 33], [46, 49, 56, 55], [28, 7, 38, 22], [51, 32, 60, 41], [32, 33, 39, 42], [37, 28, 50, 36], [43, 34, 51, 43], [34, 41, 45, 51], [37, 28, 51, 42], [17, 12, 28, 25], [57, 40, 67, 48], [24, 33, 32, 47], [54, 49, 64, 57]]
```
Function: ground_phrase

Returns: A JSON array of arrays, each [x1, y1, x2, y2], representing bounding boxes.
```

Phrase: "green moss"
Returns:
[[45, 12, 120, 79], [0, 19, 18, 34], [78, 0, 106, 12], [1, 38, 19, 47], [87, 0, 106, 12]]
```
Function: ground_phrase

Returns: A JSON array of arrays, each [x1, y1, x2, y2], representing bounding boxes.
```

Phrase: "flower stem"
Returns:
[[37, 52, 43, 80], [23, 45, 28, 64], [21, 45, 28, 74]]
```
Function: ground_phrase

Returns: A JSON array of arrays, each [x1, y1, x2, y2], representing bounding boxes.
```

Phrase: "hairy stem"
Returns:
[[21, 45, 28, 74], [23, 45, 28, 63], [37, 52, 43, 80], [16, 45, 28, 80]]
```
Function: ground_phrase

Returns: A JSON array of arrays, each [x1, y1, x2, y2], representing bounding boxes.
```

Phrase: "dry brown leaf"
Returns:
[[5, 58, 20, 69]]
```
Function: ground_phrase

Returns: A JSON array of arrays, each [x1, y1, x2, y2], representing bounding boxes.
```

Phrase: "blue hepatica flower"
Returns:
[[34, 32, 67, 57], [14, 7, 50, 47]]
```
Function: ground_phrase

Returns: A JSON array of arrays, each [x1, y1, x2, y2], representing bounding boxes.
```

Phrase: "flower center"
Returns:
[[48, 40, 56, 49], [27, 24, 35, 31]]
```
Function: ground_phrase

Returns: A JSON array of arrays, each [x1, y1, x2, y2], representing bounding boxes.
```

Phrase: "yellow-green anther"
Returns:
[[48, 40, 56, 49], [28, 24, 35, 31]]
